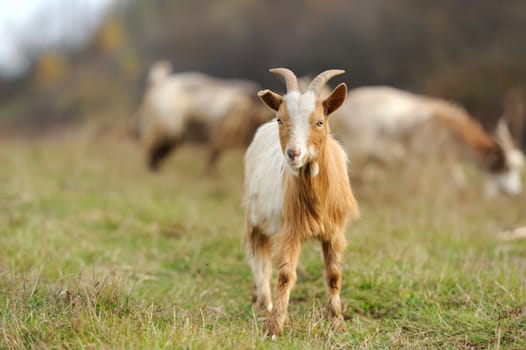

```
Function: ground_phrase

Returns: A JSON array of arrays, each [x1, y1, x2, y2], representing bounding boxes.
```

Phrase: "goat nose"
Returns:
[[287, 147, 301, 160]]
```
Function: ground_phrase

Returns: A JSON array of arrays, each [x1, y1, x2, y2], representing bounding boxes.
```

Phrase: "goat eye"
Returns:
[[316, 120, 324, 127], [276, 118, 282, 125]]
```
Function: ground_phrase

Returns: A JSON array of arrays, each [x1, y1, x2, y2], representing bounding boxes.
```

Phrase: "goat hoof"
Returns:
[[330, 316, 346, 332], [266, 320, 282, 338], [252, 295, 272, 318], [257, 299, 272, 316]]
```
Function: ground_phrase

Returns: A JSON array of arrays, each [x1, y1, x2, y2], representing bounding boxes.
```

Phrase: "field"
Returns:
[[1, 127, 525, 349]]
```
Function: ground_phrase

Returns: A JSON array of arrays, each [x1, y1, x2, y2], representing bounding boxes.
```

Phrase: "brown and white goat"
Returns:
[[136, 61, 272, 171], [330, 86, 525, 196], [244, 68, 359, 337]]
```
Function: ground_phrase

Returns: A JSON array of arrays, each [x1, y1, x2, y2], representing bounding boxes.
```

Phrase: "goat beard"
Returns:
[[290, 160, 319, 178]]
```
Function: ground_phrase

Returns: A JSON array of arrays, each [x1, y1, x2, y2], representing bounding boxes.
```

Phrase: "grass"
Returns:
[[1, 127, 525, 349]]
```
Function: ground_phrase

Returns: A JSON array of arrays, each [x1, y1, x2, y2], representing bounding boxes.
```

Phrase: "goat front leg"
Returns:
[[246, 225, 273, 316], [267, 233, 301, 338], [322, 235, 346, 331]]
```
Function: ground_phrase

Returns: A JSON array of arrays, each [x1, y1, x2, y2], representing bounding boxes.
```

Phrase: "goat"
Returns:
[[136, 61, 272, 171], [330, 86, 525, 196], [244, 68, 359, 337]]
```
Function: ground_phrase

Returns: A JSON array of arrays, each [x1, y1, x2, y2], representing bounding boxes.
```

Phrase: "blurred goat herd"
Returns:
[[135, 60, 525, 198]]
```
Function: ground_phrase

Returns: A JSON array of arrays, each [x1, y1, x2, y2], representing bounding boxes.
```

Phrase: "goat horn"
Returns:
[[308, 69, 345, 95], [269, 68, 299, 93]]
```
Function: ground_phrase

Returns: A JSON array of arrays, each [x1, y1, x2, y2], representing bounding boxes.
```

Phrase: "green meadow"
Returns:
[[1, 129, 525, 349]]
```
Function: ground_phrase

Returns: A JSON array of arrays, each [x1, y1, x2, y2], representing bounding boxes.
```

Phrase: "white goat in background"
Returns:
[[330, 86, 525, 196], [137, 61, 272, 171]]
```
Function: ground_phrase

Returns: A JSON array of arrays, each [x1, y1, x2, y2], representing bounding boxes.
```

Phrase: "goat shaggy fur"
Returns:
[[244, 68, 359, 337]]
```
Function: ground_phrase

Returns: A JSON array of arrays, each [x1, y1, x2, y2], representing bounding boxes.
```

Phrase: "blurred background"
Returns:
[[3, 3, 526, 348], [0, 0, 525, 143]]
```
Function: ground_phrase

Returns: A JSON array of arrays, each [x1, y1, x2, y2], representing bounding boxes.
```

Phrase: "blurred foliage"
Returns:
[[0, 0, 525, 144], [35, 52, 70, 88], [95, 19, 126, 54]]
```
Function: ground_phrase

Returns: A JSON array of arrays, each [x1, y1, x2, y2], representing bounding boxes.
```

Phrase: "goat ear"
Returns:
[[258, 89, 282, 111], [323, 83, 347, 116]]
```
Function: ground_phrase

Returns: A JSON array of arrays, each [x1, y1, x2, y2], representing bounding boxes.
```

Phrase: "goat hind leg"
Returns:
[[322, 236, 346, 330]]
